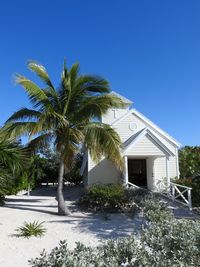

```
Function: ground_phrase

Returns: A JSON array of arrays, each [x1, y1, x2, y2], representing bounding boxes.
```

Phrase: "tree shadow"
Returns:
[[3, 204, 58, 216], [47, 212, 145, 240], [30, 185, 85, 201], [5, 198, 44, 203]]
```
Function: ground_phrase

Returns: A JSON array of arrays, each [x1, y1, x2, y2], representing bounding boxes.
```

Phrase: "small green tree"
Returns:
[[0, 136, 27, 201], [179, 146, 200, 179]]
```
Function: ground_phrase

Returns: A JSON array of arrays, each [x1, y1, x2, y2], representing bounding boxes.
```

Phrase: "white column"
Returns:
[[166, 156, 170, 191], [124, 156, 128, 186]]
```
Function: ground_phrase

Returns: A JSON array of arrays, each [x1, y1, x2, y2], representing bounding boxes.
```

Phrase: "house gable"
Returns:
[[112, 108, 181, 148], [123, 127, 175, 157]]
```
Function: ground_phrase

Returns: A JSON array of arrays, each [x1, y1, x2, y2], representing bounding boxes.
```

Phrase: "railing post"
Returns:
[[171, 184, 175, 201], [188, 189, 192, 210]]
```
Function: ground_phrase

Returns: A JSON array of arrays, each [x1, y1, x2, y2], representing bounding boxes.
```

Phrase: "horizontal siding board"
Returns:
[[124, 135, 165, 156]]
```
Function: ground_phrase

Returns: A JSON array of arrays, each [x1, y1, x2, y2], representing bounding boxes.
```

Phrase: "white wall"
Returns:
[[88, 157, 121, 187], [102, 107, 129, 125]]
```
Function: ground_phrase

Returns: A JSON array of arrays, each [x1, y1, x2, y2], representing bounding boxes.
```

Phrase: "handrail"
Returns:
[[170, 182, 192, 190], [127, 182, 140, 189], [155, 179, 192, 210]]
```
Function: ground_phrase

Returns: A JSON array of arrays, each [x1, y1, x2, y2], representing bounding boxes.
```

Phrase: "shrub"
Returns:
[[78, 184, 135, 212], [64, 171, 83, 185], [30, 218, 200, 267], [139, 219, 200, 267], [142, 198, 174, 223], [15, 221, 46, 238]]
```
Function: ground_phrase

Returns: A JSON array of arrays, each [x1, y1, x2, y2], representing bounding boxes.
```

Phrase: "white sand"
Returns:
[[0, 186, 142, 267]]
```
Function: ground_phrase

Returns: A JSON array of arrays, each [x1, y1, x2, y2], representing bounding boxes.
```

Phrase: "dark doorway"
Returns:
[[128, 159, 147, 186]]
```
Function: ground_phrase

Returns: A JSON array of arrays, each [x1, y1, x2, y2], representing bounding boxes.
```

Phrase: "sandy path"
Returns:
[[0, 186, 141, 267]]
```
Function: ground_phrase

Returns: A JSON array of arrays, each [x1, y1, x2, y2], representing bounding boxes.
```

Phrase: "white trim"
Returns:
[[175, 147, 180, 178], [123, 127, 175, 156], [112, 108, 181, 148], [166, 156, 170, 187], [124, 156, 128, 184]]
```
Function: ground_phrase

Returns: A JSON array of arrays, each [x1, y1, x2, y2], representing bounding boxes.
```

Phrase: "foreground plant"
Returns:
[[3, 60, 125, 215], [15, 221, 46, 238], [29, 220, 200, 267]]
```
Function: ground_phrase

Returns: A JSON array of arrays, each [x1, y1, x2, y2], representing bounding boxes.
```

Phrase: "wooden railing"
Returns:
[[155, 179, 192, 210], [127, 181, 140, 189]]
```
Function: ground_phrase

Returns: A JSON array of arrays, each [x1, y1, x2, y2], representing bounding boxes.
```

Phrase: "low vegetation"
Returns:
[[15, 221, 46, 239], [30, 199, 200, 267], [78, 184, 138, 213]]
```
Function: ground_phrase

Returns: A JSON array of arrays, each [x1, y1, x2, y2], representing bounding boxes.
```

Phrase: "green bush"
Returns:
[[142, 198, 174, 223], [78, 184, 135, 212], [64, 171, 83, 185], [140, 219, 200, 267], [15, 221, 46, 238], [175, 178, 200, 207]]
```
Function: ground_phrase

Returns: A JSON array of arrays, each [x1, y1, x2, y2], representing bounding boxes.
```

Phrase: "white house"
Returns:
[[80, 92, 181, 192]]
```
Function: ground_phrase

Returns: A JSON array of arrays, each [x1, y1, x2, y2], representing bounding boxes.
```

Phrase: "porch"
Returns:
[[123, 155, 170, 191], [123, 156, 192, 210]]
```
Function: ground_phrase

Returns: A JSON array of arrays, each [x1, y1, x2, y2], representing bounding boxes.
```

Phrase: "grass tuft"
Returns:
[[15, 220, 46, 238]]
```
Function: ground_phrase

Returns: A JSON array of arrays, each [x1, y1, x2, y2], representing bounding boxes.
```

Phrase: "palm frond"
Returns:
[[2, 122, 40, 139], [27, 133, 53, 153], [15, 74, 53, 111], [0, 139, 28, 171], [75, 94, 127, 121], [28, 61, 53, 88], [84, 122, 124, 170], [74, 75, 110, 94], [69, 62, 80, 90], [6, 108, 41, 123]]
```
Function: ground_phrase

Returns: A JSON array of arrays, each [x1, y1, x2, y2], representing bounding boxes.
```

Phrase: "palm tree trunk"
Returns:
[[57, 160, 71, 215]]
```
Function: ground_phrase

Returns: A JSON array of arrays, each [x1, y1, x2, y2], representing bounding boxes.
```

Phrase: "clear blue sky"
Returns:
[[0, 0, 200, 146]]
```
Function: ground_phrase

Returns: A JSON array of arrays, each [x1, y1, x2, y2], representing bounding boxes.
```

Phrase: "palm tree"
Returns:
[[3, 60, 125, 215], [0, 137, 27, 201]]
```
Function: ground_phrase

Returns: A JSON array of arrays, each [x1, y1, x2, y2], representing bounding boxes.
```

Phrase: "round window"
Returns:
[[129, 122, 137, 131]]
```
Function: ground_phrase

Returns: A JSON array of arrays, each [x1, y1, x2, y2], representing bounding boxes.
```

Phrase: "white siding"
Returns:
[[88, 156, 121, 187], [102, 108, 129, 125], [133, 112, 177, 154], [168, 156, 178, 179], [114, 113, 146, 142], [146, 157, 155, 190], [153, 156, 178, 184], [124, 135, 165, 156], [154, 157, 167, 181]]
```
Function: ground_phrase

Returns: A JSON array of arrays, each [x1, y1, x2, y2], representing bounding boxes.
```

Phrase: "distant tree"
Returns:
[[179, 146, 200, 179], [3, 60, 125, 215]]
